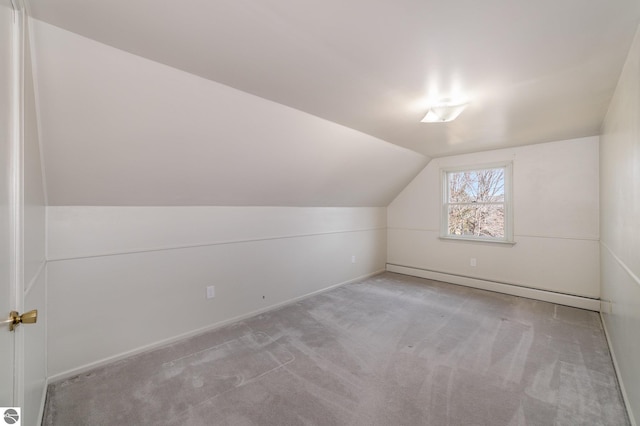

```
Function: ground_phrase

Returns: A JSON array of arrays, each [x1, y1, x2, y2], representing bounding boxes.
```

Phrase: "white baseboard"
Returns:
[[38, 377, 48, 426], [47, 269, 385, 383], [386, 264, 600, 311], [601, 312, 636, 426]]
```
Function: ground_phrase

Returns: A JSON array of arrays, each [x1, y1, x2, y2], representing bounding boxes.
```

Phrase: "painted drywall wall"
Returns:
[[388, 136, 600, 298], [28, 19, 427, 207], [47, 206, 385, 260], [23, 23, 47, 426], [46, 207, 386, 378], [600, 24, 640, 425]]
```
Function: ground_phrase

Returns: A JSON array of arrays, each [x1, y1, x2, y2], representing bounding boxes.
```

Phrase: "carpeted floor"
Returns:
[[43, 272, 629, 425]]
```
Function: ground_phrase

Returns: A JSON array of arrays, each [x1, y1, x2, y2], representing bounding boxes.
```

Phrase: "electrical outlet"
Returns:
[[206, 285, 215, 299], [351, 255, 356, 264], [470, 258, 477, 267]]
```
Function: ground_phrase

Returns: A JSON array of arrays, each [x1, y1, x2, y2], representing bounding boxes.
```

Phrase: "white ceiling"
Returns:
[[27, 0, 640, 158], [29, 20, 428, 206]]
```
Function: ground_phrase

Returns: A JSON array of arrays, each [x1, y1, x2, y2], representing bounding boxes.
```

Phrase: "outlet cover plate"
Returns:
[[206, 285, 215, 299]]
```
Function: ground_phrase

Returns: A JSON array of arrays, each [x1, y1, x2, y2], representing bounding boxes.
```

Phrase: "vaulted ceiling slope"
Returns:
[[28, 0, 640, 158], [29, 20, 427, 206]]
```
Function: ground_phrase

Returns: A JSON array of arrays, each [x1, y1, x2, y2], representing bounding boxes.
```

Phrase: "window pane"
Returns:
[[448, 204, 505, 238], [448, 168, 505, 203]]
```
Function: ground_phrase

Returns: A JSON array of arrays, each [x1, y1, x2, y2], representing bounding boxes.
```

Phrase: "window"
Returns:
[[441, 162, 513, 243]]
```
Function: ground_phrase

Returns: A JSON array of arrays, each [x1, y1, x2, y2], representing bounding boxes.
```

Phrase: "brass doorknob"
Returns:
[[1, 309, 37, 331], [20, 309, 37, 325]]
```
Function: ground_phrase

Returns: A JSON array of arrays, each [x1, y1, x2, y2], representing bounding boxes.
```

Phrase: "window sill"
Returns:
[[438, 236, 516, 245]]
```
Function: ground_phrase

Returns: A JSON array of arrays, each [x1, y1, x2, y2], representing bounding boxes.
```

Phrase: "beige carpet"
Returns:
[[43, 272, 629, 425]]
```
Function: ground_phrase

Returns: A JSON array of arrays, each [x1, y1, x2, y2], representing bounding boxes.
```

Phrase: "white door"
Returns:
[[0, 0, 21, 407]]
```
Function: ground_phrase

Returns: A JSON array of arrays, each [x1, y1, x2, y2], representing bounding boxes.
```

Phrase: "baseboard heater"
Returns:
[[386, 263, 600, 311]]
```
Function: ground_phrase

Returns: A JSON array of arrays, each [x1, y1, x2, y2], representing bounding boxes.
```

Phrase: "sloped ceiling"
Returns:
[[27, 1, 640, 206], [28, 0, 640, 158], [30, 21, 427, 206]]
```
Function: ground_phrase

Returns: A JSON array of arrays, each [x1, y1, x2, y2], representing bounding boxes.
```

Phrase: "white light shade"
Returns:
[[421, 100, 468, 123]]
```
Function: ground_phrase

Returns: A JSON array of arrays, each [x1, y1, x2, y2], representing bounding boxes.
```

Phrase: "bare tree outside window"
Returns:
[[445, 167, 506, 238]]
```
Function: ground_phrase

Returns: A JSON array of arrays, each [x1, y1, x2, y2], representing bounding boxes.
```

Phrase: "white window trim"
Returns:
[[439, 161, 515, 244]]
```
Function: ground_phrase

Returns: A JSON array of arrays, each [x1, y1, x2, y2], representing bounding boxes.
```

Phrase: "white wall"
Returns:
[[23, 22, 47, 426], [46, 206, 386, 378], [600, 24, 640, 426], [388, 136, 600, 303]]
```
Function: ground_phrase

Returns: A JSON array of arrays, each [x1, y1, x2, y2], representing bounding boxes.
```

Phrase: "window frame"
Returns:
[[440, 161, 514, 244]]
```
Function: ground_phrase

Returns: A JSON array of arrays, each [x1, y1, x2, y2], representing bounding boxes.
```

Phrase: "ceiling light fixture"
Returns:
[[421, 98, 468, 123]]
